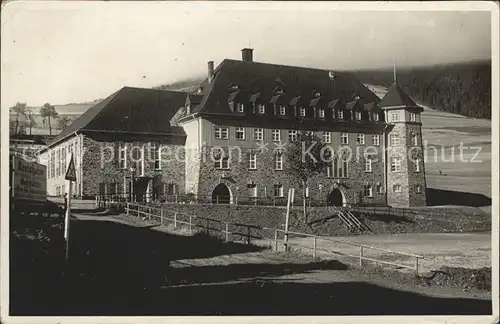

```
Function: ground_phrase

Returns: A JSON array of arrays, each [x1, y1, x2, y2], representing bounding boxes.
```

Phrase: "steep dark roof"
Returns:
[[379, 82, 419, 108], [187, 59, 380, 116], [345, 99, 363, 111], [47, 87, 187, 148], [328, 99, 342, 109], [363, 102, 380, 112]]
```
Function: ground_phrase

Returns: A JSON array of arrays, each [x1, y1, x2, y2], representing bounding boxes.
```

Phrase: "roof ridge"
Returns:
[[222, 58, 350, 76]]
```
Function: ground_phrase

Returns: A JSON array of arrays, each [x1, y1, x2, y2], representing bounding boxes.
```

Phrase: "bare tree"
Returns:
[[25, 107, 37, 135], [39, 103, 59, 135], [57, 116, 72, 131], [10, 102, 27, 135], [284, 132, 330, 223]]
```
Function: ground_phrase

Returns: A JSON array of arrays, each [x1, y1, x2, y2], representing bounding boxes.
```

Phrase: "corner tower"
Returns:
[[380, 82, 427, 207]]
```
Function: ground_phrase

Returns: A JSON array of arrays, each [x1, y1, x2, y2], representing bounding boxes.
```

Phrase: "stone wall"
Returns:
[[386, 123, 427, 207], [81, 135, 185, 198], [195, 144, 387, 206]]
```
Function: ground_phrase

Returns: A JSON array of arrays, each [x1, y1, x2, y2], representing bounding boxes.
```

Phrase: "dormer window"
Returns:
[[186, 105, 191, 115], [279, 106, 286, 115], [410, 112, 417, 122], [373, 113, 379, 121], [338, 110, 344, 119], [300, 107, 306, 117], [318, 108, 325, 118], [258, 104, 265, 114], [236, 103, 244, 113], [355, 112, 362, 120]]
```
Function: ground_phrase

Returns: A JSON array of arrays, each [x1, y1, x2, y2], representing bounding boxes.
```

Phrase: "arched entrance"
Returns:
[[327, 188, 345, 207], [211, 183, 232, 204]]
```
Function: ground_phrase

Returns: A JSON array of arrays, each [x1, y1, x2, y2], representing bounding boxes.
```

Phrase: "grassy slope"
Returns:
[[367, 84, 491, 198]]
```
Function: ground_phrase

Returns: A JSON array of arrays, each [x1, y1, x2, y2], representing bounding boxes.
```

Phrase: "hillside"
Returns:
[[350, 61, 491, 119]]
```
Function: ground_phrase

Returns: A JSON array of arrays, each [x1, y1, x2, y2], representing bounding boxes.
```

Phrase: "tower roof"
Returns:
[[379, 82, 419, 108]]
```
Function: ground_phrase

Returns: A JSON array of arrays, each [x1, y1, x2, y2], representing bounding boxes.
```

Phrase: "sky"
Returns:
[[1, 1, 494, 110]]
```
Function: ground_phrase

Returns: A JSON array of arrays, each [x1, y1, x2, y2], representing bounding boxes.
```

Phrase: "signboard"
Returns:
[[65, 154, 77, 182], [11, 155, 47, 202]]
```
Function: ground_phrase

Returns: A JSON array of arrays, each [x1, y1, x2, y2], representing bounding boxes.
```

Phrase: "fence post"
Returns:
[[235, 196, 238, 205], [313, 237, 317, 258], [225, 223, 229, 242], [126, 203, 130, 215], [359, 246, 364, 267], [189, 215, 193, 234], [174, 212, 177, 229], [415, 257, 419, 276], [274, 229, 278, 251], [175, 194, 178, 204], [246, 226, 251, 245], [160, 207, 164, 226], [206, 219, 210, 234], [216, 196, 219, 204]]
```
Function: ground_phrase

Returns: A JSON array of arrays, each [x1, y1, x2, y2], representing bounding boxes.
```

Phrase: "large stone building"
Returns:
[[38, 48, 426, 207]]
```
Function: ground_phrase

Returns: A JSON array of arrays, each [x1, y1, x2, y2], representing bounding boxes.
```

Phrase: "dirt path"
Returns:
[[70, 213, 491, 303], [273, 233, 491, 275]]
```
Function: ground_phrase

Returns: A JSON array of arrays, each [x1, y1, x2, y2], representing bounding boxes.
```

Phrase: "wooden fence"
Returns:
[[125, 202, 424, 275]]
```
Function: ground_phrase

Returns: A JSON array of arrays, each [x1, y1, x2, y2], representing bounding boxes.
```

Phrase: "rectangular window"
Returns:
[[150, 142, 160, 170], [288, 130, 297, 142], [274, 184, 284, 197], [393, 184, 402, 193], [50, 151, 55, 178], [364, 185, 373, 198], [279, 106, 286, 115], [236, 103, 244, 113], [391, 156, 402, 172], [214, 127, 229, 139], [56, 149, 61, 176], [414, 158, 421, 172], [62, 147, 67, 174], [254, 128, 264, 141], [412, 134, 418, 146], [318, 109, 325, 118], [338, 110, 344, 119], [248, 184, 258, 197], [305, 131, 314, 137], [274, 153, 283, 170], [356, 112, 362, 120], [258, 104, 266, 114], [327, 157, 349, 178], [356, 134, 365, 145], [365, 156, 373, 172], [372, 134, 380, 146], [416, 185, 422, 193], [410, 113, 416, 122], [377, 184, 384, 194], [300, 107, 306, 117], [215, 156, 230, 169], [272, 129, 281, 142], [341, 133, 349, 145], [323, 132, 331, 144], [373, 113, 379, 121], [391, 112, 399, 122], [249, 152, 257, 170], [390, 134, 400, 146], [235, 127, 245, 140], [118, 142, 127, 169]]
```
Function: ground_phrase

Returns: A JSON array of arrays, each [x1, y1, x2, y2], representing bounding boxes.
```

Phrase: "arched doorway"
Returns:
[[211, 183, 231, 204], [327, 188, 344, 207]]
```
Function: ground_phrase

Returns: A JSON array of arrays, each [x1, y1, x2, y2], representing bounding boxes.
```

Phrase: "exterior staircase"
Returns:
[[331, 206, 372, 233]]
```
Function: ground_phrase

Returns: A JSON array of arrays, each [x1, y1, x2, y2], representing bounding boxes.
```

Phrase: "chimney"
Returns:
[[241, 48, 253, 62], [208, 61, 214, 82]]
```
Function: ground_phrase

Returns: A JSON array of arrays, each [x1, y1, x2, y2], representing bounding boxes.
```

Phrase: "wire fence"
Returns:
[[124, 202, 424, 275]]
